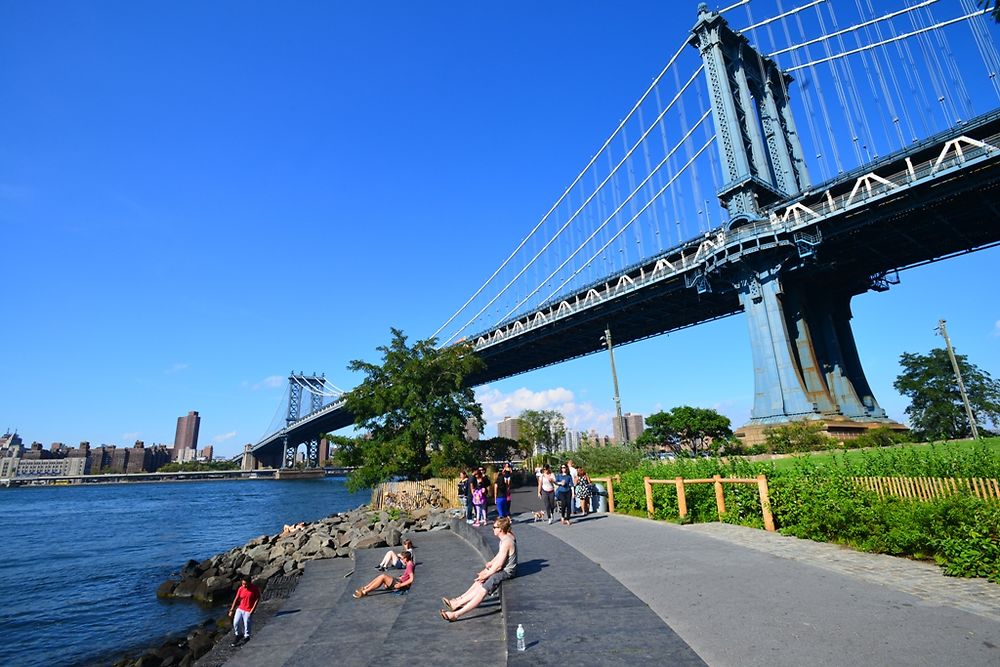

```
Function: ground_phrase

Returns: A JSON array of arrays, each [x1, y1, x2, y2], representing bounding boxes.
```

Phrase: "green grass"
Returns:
[[763, 436, 1000, 472]]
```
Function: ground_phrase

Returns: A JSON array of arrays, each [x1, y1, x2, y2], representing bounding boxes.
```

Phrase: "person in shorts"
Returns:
[[354, 550, 414, 598], [439, 516, 517, 622]]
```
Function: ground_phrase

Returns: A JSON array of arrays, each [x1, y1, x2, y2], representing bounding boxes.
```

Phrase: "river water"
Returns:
[[0, 477, 370, 667]]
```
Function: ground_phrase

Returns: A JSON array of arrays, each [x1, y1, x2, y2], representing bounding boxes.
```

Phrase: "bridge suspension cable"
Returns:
[[430, 37, 696, 342], [439, 66, 706, 345], [785, 7, 989, 71]]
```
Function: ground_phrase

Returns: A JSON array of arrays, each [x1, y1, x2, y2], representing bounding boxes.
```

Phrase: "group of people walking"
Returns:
[[536, 458, 595, 525], [457, 462, 515, 526]]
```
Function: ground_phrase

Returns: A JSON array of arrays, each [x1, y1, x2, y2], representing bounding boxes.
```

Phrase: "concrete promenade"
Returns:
[[208, 485, 1000, 666]]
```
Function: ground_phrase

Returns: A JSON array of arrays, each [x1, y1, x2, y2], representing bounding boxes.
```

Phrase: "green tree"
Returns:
[[341, 328, 485, 490], [639, 406, 732, 455], [518, 409, 565, 457], [477, 437, 521, 464], [893, 348, 1000, 441]]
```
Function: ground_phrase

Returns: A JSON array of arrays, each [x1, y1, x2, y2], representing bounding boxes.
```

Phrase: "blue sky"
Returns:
[[2, 1, 998, 458]]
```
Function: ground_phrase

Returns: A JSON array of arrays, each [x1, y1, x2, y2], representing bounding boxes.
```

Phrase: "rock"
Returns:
[[187, 630, 215, 659], [193, 576, 233, 604], [352, 534, 387, 550], [156, 580, 179, 599], [171, 578, 201, 599], [179, 559, 202, 578], [259, 562, 284, 581], [282, 559, 298, 574], [387, 527, 402, 547]]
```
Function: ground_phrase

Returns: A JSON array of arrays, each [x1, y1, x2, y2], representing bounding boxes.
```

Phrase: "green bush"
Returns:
[[764, 421, 835, 453], [563, 445, 643, 476]]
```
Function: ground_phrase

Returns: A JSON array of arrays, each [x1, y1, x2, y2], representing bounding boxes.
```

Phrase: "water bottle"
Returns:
[[516, 623, 525, 651]]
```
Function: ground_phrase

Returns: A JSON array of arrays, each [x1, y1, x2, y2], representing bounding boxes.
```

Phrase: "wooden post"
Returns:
[[644, 477, 654, 519], [675, 477, 687, 518], [713, 474, 726, 519], [756, 474, 775, 532], [606, 477, 616, 513]]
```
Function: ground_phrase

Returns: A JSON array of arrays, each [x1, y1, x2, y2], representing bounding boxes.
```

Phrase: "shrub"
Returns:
[[764, 421, 835, 453]]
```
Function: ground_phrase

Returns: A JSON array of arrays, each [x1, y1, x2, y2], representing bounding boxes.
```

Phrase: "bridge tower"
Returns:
[[283, 372, 326, 468], [689, 4, 898, 441]]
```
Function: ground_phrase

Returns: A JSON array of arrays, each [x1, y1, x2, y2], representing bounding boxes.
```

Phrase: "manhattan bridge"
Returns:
[[244, 1, 1000, 469]]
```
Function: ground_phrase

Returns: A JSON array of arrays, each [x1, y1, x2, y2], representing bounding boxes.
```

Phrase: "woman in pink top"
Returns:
[[354, 550, 414, 598]]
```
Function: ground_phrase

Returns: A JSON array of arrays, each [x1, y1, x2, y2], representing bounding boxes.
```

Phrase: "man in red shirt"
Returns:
[[228, 576, 261, 647]]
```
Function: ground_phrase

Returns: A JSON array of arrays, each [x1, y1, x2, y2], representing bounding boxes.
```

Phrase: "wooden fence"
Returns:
[[370, 478, 459, 511], [644, 474, 775, 531], [852, 476, 1000, 502]]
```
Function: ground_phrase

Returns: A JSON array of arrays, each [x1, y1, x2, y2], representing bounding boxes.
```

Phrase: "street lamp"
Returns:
[[601, 326, 626, 443], [935, 319, 980, 440]]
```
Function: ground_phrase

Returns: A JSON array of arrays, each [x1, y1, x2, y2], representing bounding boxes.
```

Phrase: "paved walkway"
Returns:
[[208, 484, 1000, 666]]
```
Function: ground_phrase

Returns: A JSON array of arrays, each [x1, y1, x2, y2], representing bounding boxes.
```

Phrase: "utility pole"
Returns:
[[601, 326, 626, 443], [935, 319, 980, 440]]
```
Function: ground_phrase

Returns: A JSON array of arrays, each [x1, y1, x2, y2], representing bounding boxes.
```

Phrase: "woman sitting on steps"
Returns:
[[353, 550, 414, 598]]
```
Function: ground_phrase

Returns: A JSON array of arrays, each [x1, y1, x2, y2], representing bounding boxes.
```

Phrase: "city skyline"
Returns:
[[2, 2, 998, 458]]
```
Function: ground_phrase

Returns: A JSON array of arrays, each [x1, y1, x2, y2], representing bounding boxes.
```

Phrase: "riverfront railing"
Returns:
[[852, 476, 1000, 502], [370, 478, 459, 511], [643, 474, 775, 532]]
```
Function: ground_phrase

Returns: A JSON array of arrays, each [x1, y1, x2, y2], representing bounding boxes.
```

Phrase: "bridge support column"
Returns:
[[307, 439, 319, 468], [738, 258, 890, 425], [283, 436, 297, 469]]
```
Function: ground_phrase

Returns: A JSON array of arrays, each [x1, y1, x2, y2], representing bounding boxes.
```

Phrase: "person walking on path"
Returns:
[[471, 469, 489, 526], [376, 539, 414, 571], [494, 464, 513, 518], [574, 468, 593, 516], [457, 471, 472, 523], [537, 464, 557, 524], [439, 516, 518, 622], [228, 576, 261, 647], [554, 463, 574, 525], [354, 550, 415, 598]]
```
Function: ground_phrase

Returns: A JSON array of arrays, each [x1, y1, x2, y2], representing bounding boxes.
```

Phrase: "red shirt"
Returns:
[[234, 583, 261, 611], [397, 561, 415, 586]]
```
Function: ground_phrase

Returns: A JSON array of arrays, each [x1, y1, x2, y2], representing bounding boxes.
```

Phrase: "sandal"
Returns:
[[441, 597, 453, 611], [439, 609, 454, 623]]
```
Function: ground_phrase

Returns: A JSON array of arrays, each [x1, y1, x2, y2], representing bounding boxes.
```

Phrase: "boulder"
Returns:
[[171, 578, 201, 599], [193, 576, 233, 604], [156, 580, 178, 599], [352, 534, 387, 550]]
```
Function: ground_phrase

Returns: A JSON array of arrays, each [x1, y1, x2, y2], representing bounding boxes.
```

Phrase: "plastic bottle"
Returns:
[[516, 623, 526, 651]]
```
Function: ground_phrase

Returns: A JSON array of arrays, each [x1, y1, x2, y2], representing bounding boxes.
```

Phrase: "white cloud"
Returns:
[[993, 320, 1000, 337], [212, 431, 238, 444], [165, 362, 189, 375], [251, 375, 285, 390], [121, 431, 140, 442], [476, 386, 615, 437]]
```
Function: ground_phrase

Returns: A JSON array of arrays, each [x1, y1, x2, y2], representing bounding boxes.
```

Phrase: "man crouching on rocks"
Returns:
[[229, 576, 261, 647]]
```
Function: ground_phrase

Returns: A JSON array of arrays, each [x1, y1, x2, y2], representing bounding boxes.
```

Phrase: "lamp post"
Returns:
[[935, 319, 980, 440], [601, 326, 626, 443]]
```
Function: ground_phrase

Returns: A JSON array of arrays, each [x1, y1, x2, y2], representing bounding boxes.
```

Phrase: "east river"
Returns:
[[0, 477, 370, 667]]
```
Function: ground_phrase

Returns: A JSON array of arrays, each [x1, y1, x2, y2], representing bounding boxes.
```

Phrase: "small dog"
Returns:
[[531, 511, 545, 522]]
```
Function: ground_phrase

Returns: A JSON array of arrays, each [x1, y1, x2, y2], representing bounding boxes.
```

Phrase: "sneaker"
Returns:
[[374, 565, 383, 571], [548, 518, 554, 524], [231, 637, 243, 648]]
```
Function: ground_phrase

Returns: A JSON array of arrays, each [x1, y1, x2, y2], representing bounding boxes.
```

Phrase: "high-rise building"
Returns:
[[464, 417, 480, 443], [497, 416, 522, 442], [198, 445, 214, 462], [613, 412, 646, 443], [174, 411, 201, 452]]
